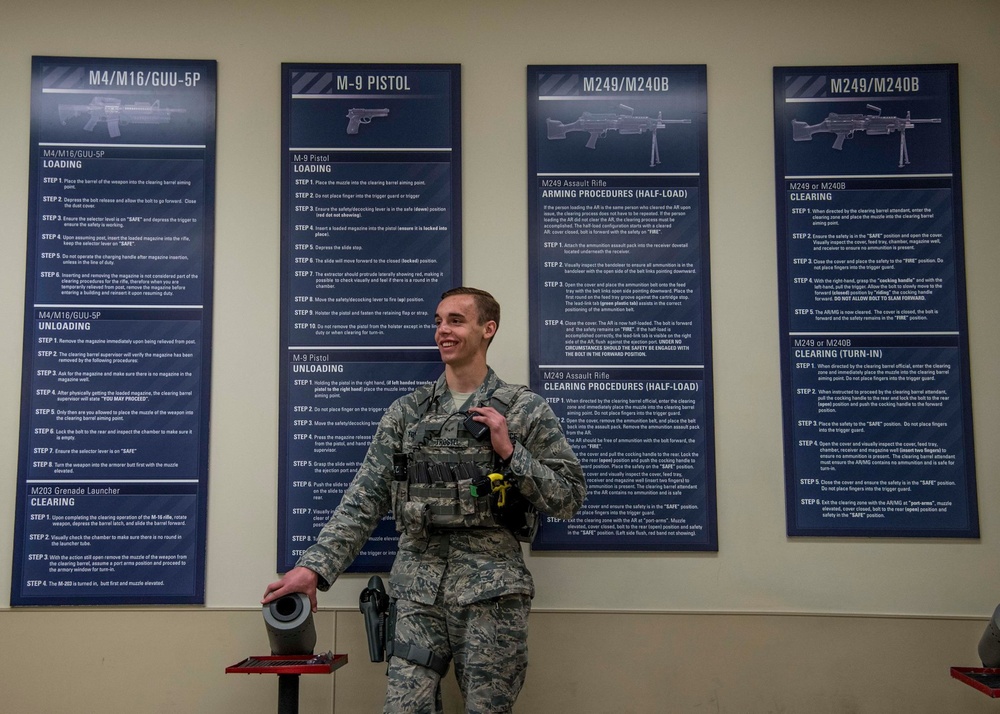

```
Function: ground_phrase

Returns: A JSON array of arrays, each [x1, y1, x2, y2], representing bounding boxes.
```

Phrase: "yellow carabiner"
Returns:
[[486, 473, 508, 507]]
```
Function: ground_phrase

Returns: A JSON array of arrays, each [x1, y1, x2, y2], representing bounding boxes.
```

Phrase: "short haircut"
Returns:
[[441, 287, 500, 339]]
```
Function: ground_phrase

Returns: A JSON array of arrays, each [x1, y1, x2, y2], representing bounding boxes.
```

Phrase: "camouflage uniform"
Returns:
[[296, 367, 586, 713]]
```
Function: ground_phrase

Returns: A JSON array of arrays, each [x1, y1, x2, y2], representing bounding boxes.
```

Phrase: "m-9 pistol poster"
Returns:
[[279, 64, 461, 572], [12, 56, 217, 605], [774, 64, 977, 537], [527, 65, 717, 551]]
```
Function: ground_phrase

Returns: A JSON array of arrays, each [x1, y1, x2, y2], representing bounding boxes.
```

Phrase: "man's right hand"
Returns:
[[262, 566, 319, 612]]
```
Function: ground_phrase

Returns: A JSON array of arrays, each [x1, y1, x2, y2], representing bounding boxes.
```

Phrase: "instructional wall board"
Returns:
[[774, 64, 977, 537], [12, 56, 217, 605], [278, 64, 462, 572], [527, 65, 717, 551]]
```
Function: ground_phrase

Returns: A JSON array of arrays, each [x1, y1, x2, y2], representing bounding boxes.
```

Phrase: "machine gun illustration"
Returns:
[[57, 97, 185, 139], [546, 104, 691, 167], [791, 104, 941, 167], [346, 107, 390, 134]]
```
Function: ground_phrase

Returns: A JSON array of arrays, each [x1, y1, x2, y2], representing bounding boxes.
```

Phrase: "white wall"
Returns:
[[0, 0, 998, 621]]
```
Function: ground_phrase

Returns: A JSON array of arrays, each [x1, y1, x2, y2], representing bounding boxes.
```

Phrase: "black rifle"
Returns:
[[791, 104, 941, 167], [58, 97, 185, 139], [546, 104, 690, 167]]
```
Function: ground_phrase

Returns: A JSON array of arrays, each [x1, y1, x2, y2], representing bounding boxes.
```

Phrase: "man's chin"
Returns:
[[439, 350, 470, 367]]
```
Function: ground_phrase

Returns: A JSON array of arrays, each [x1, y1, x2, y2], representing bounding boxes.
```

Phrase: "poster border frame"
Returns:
[[276, 62, 463, 573], [11, 55, 218, 606], [526, 63, 718, 552], [772, 62, 977, 538]]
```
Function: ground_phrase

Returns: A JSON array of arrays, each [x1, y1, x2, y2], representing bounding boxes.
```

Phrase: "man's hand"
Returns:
[[262, 566, 319, 612], [467, 405, 513, 461]]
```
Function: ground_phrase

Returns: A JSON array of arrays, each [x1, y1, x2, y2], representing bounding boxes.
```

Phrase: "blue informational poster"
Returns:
[[527, 66, 717, 551], [11, 56, 217, 605], [279, 64, 461, 572], [774, 65, 977, 537]]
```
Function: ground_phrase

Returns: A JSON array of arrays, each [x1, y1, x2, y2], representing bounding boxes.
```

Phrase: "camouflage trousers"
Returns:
[[384, 592, 531, 714]]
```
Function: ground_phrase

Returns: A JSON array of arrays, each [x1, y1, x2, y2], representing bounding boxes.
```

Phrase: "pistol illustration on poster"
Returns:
[[58, 97, 186, 139], [346, 107, 390, 134], [791, 105, 941, 167], [546, 104, 690, 167]]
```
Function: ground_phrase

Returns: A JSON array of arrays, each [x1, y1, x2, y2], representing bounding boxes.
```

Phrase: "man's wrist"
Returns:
[[499, 439, 517, 466]]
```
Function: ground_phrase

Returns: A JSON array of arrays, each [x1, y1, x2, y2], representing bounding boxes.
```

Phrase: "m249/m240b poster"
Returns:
[[528, 65, 717, 551], [774, 64, 977, 537]]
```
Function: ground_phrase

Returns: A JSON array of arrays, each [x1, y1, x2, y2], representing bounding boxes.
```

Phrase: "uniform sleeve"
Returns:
[[294, 400, 403, 590], [506, 393, 586, 521]]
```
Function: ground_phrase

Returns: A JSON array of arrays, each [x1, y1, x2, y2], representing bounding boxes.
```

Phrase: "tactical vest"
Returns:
[[390, 384, 538, 542]]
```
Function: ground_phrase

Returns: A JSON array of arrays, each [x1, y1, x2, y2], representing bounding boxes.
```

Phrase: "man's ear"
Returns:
[[482, 320, 497, 341]]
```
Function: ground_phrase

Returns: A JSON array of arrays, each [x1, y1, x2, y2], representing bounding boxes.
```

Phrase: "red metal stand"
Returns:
[[227, 652, 348, 714], [951, 667, 1000, 698]]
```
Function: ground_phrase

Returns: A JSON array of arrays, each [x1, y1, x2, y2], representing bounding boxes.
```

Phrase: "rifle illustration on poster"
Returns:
[[791, 104, 941, 168], [58, 97, 186, 138], [546, 104, 690, 167]]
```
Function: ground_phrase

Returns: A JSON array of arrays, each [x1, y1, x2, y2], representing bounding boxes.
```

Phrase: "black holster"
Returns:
[[359, 575, 390, 662]]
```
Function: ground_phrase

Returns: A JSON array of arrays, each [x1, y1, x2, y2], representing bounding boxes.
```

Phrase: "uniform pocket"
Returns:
[[401, 500, 430, 537], [390, 481, 408, 533]]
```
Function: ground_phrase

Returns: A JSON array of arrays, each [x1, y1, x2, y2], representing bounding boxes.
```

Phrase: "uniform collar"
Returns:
[[430, 366, 504, 411]]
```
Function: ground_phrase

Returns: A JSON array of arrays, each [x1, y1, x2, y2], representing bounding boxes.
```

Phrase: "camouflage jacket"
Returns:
[[296, 367, 586, 606]]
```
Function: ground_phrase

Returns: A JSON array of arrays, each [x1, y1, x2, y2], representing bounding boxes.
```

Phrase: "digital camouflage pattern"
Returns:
[[295, 367, 585, 712], [385, 593, 531, 714], [296, 367, 586, 603], [389, 383, 523, 537]]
